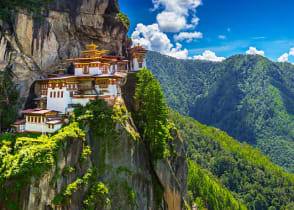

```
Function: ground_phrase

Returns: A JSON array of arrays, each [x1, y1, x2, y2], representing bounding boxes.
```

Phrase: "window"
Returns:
[[83, 65, 89, 74], [61, 91, 64, 98], [38, 117, 41, 123], [57, 91, 60, 98], [50, 92, 52, 98], [54, 92, 56, 98], [139, 63, 143, 68]]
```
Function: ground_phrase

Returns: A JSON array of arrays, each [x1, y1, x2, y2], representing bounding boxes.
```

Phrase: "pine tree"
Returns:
[[134, 68, 170, 159]]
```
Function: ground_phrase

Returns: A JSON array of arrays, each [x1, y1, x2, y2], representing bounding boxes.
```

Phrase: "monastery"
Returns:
[[12, 43, 148, 133]]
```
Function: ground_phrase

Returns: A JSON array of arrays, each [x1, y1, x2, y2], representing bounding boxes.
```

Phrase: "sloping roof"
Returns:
[[12, 119, 26, 125], [46, 120, 64, 125], [21, 108, 59, 115]]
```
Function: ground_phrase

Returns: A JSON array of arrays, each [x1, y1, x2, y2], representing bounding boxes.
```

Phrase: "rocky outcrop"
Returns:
[[0, 0, 131, 103], [1, 97, 188, 209]]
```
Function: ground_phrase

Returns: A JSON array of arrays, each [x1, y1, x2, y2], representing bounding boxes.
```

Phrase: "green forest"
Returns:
[[147, 52, 294, 173], [170, 111, 294, 210]]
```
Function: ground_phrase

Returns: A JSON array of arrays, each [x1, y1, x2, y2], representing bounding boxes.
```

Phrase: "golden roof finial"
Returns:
[[86, 41, 98, 50]]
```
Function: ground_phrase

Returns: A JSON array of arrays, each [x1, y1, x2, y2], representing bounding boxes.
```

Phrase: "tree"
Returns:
[[0, 0, 50, 23], [134, 68, 170, 159], [0, 70, 18, 130]]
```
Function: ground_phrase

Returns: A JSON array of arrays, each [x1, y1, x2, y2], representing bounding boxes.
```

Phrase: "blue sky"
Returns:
[[120, 0, 294, 62]]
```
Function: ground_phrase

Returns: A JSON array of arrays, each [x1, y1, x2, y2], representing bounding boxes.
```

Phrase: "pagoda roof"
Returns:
[[37, 73, 126, 82], [21, 108, 59, 115], [129, 45, 148, 54], [12, 119, 26, 125]]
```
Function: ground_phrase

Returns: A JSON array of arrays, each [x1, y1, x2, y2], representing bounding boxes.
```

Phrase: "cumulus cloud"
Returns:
[[278, 53, 289, 62], [167, 43, 189, 59], [193, 50, 225, 62], [218, 35, 226, 40], [131, 23, 188, 59], [152, 0, 202, 32], [289, 48, 294, 56], [277, 47, 294, 62], [156, 12, 187, 32], [246, 47, 265, 56], [174, 32, 203, 42]]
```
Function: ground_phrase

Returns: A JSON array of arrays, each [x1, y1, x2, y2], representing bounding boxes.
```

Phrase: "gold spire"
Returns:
[[86, 41, 98, 50]]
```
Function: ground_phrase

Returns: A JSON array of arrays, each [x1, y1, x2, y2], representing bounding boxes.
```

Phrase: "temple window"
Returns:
[[139, 63, 143, 68], [50, 92, 52, 98], [57, 91, 60, 98], [83, 65, 89, 74], [54, 92, 56, 98], [38, 117, 41, 123]]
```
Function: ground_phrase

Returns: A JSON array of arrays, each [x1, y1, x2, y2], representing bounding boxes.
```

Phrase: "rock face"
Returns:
[[0, 97, 188, 210], [0, 0, 130, 104]]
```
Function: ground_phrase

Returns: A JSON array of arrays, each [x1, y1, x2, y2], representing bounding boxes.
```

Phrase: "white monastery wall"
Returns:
[[47, 87, 71, 114]]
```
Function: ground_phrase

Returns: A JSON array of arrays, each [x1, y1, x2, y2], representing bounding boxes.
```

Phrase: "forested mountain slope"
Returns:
[[170, 111, 294, 210], [147, 51, 294, 172]]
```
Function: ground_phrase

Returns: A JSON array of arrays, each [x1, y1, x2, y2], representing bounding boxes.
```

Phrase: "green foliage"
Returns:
[[147, 52, 294, 172], [115, 12, 130, 29], [0, 122, 84, 182], [170, 110, 294, 210], [74, 98, 115, 138], [62, 166, 75, 177], [188, 160, 247, 210], [83, 181, 110, 209], [0, 71, 19, 130], [0, 122, 85, 207], [54, 167, 109, 207], [134, 68, 171, 160], [80, 145, 92, 164], [112, 104, 128, 124], [0, 0, 50, 22]]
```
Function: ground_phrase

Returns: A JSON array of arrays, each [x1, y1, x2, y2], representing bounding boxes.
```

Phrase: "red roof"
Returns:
[[13, 119, 26, 125], [21, 108, 59, 115]]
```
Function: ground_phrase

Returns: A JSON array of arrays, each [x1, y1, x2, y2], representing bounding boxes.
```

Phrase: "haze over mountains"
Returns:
[[147, 51, 294, 172]]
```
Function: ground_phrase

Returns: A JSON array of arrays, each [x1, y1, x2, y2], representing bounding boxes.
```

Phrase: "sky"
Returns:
[[119, 0, 294, 62]]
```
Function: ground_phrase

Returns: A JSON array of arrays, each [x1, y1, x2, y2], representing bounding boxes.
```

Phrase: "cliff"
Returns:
[[0, 0, 131, 104], [0, 96, 188, 209]]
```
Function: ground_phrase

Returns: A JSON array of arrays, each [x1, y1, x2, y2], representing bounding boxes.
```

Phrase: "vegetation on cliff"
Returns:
[[0, 122, 86, 208], [115, 12, 130, 29], [134, 68, 172, 160], [0, 70, 19, 131], [170, 111, 294, 210], [0, 0, 49, 22], [147, 51, 294, 172]]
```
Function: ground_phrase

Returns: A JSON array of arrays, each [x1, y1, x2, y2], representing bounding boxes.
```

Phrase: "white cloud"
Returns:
[[227, 28, 231, 32], [246, 47, 265, 56], [167, 43, 189, 59], [218, 35, 226, 40], [156, 12, 187, 32], [152, 0, 202, 32], [289, 48, 294, 56], [131, 23, 188, 59], [278, 53, 289, 62], [252, 36, 265, 40], [174, 32, 203, 42], [193, 50, 225, 62], [277, 47, 294, 62]]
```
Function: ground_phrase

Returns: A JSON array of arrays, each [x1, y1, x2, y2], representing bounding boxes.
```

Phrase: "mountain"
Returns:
[[147, 51, 294, 172], [170, 110, 294, 210]]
